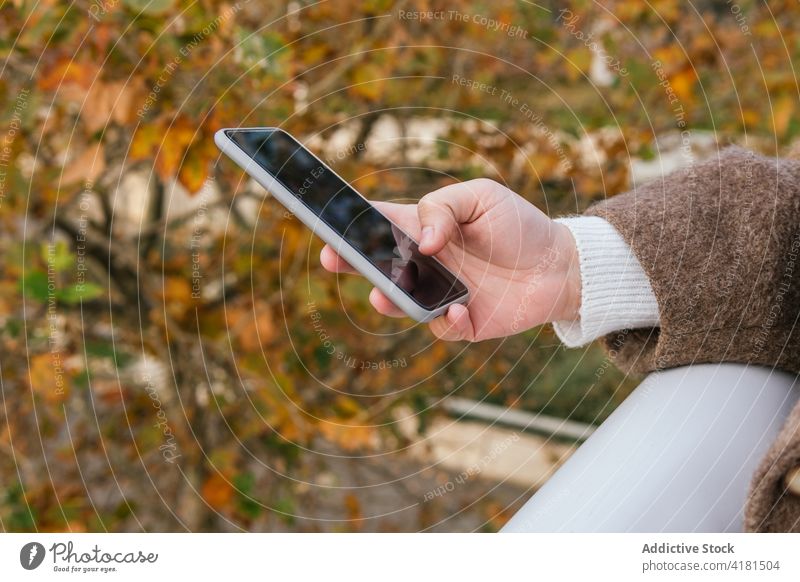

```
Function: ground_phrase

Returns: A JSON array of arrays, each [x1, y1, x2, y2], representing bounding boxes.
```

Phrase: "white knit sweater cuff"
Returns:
[[552, 216, 660, 348]]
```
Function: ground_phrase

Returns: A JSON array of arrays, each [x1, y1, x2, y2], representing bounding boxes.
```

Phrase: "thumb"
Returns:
[[416, 181, 484, 255]]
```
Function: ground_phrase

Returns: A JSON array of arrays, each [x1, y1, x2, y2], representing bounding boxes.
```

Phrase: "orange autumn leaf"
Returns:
[[344, 494, 363, 529], [741, 108, 760, 128], [652, 45, 685, 74], [350, 63, 386, 101], [161, 276, 193, 319], [202, 473, 234, 510], [28, 353, 69, 404], [130, 123, 162, 161], [273, 413, 305, 442], [61, 142, 105, 186], [300, 43, 328, 65], [178, 141, 214, 195], [318, 418, 378, 451], [155, 118, 196, 181], [773, 95, 795, 138], [333, 395, 362, 418], [81, 79, 141, 133], [161, 276, 192, 302], [37, 58, 99, 91], [669, 68, 697, 104], [225, 302, 276, 351]]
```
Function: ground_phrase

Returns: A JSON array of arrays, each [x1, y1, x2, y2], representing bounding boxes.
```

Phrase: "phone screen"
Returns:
[[226, 128, 469, 311]]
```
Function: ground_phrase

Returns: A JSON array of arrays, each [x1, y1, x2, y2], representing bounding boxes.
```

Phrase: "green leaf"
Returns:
[[313, 345, 333, 371], [272, 498, 295, 525], [19, 270, 49, 302], [122, 0, 175, 16], [235, 30, 290, 75], [56, 282, 103, 304], [340, 277, 372, 303], [305, 278, 329, 306], [4, 482, 37, 532], [85, 340, 132, 368], [234, 473, 262, 519], [72, 369, 91, 391], [41, 241, 74, 272]]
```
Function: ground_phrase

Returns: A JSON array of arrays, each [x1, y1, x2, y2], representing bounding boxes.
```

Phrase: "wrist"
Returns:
[[551, 215, 660, 348]]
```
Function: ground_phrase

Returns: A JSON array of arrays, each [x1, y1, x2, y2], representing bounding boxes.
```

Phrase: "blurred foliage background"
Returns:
[[0, 0, 798, 531]]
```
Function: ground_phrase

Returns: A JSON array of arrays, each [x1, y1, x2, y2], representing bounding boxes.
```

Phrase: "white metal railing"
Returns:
[[501, 363, 800, 532], [440, 396, 596, 442]]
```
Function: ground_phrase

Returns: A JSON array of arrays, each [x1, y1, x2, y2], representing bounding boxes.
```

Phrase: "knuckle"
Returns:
[[472, 177, 499, 189], [471, 178, 510, 203], [471, 178, 501, 194]]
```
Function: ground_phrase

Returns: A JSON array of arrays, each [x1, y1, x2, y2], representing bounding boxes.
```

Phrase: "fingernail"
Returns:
[[421, 226, 434, 247]]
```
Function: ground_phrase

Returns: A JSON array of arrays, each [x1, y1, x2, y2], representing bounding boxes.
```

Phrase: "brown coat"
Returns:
[[585, 145, 800, 532]]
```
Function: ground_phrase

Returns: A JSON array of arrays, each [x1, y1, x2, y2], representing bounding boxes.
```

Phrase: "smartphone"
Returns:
[[215, 127, 470, 322]]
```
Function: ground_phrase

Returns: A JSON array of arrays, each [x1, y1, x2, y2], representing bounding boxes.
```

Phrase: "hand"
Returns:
[[320, 178, 581, 341]]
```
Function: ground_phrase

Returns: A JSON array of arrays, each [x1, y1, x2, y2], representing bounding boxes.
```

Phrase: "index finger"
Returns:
[[320, 244, 356, 273]]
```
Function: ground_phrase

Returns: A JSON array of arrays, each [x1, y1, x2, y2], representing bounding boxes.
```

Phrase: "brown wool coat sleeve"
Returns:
[[583, 145, 800, 532]]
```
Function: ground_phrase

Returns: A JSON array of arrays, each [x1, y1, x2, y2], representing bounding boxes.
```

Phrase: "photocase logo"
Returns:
[[20, 542, 46, 570]]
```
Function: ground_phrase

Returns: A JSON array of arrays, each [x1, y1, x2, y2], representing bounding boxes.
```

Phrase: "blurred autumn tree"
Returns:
[[0, 0, 797, 531]]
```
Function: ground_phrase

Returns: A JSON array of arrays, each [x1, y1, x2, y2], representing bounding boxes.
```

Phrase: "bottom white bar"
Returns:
[[0, 533, 797, 581]]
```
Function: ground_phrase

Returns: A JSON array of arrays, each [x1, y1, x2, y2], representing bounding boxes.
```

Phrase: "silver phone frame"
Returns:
[[214, 127, 470, 323]]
